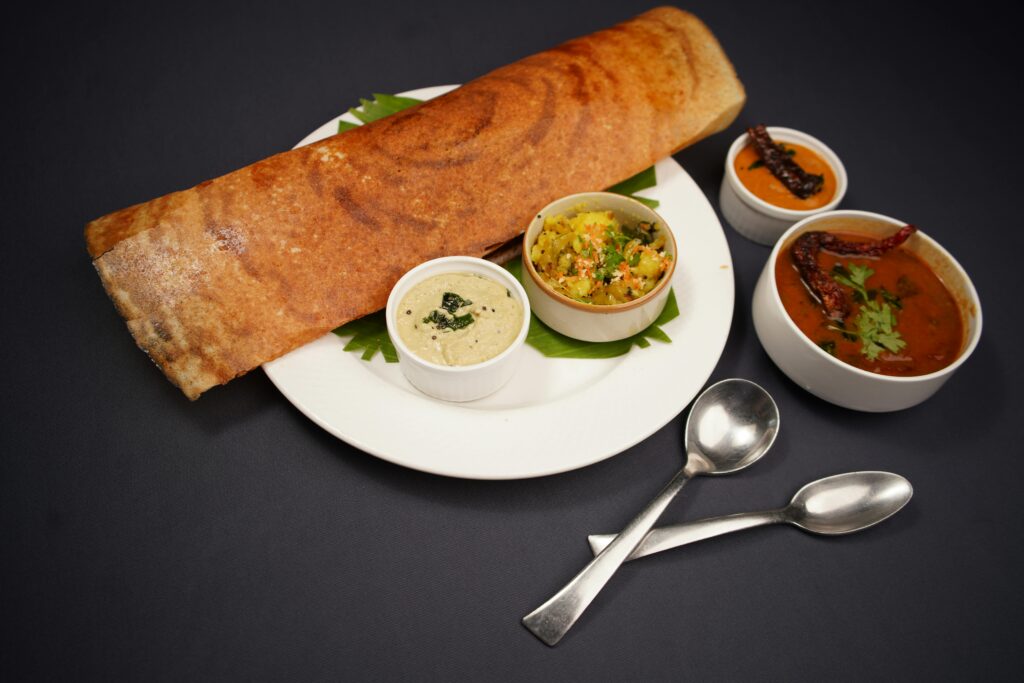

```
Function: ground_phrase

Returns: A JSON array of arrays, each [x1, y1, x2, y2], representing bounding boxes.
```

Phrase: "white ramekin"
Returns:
[[385, 256, 530, 402], [521, 192, 676, 342], [720, 126, 848, 246], [752, 210, 982, 412]]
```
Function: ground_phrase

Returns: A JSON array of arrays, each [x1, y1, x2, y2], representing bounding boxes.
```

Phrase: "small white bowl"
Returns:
[[752, 210, 982, 412], [385, 256, 530, 402], [521, 192, 677, 342], [720, 126, 848, 245]]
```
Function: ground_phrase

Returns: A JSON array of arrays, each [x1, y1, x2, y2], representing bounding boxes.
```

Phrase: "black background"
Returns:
[[3, 1, 1021, 680]]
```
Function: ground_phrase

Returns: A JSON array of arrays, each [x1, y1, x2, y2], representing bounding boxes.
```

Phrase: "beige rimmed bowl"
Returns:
[[720, 126, 848, 245], [521, 192, 677, 342], [752, 210, 982, 412]]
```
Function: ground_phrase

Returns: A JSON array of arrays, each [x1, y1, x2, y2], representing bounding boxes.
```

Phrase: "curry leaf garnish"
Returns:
[[829, 262, 907, 361], [423, 309, 475, 331], [441, 292, 472, 314]]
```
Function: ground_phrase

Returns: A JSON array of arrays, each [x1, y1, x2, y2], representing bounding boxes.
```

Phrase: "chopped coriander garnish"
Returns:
[[829, 262, 907, 361]]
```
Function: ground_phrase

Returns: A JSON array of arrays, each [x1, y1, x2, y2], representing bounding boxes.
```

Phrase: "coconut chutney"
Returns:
[[396, 272, 523, 366]]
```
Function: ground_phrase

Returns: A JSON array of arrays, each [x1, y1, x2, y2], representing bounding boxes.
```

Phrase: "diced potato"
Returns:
[[569, 278, 593, 298], [530, 210, 669, 305], [635, 251, 662, 279], [606, 280, 629, 303], [557, 252, 573, 273], [553, 233, 572, 253]]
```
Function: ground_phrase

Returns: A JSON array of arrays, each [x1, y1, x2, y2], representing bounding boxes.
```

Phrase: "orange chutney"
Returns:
[[775, 232, 964, 376], [734, 142, 836, 210]]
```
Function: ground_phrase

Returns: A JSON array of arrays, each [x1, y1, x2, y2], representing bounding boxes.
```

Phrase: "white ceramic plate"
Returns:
[[263, 85, 734, 479]]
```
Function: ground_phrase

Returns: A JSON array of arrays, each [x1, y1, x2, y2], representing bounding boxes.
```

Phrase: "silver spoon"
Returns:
[[588, 471, 913, 559], [522, 378, 779, 646]]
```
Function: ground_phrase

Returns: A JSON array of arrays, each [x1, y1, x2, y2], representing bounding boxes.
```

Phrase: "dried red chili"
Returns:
[[747, 124, 824, 199], [790, 225, 917, 321]]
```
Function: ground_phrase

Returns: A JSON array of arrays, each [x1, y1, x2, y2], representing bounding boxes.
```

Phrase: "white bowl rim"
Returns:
[[726, 126, 849, 219], [385, 256, 531, 373], [765, 209, 983, 384], [521, 191, 677, 314]]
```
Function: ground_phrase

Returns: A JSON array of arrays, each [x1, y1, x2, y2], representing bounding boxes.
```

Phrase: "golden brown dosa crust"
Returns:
[[87, 7, 745, 399]]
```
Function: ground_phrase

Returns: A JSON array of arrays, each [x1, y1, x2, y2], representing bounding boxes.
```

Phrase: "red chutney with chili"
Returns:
[[775, 232, 964, 375], [735, 142, 836, 210]]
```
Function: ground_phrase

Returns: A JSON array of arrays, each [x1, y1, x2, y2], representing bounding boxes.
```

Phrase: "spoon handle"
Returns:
[[588, 509, 784, 559], [522, 468, 691, 646]]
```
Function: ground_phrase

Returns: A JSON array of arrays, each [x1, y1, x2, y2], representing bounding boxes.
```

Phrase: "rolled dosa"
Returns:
[[87, 6, 745, 399]]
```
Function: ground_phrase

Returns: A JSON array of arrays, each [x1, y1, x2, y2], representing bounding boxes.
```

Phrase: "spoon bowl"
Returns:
[[787, 471, 913, 535], [587, 471, 914, 560], [685, 378, 781, 475]]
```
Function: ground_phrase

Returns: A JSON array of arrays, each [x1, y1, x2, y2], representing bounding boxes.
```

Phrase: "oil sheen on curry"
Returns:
[[777, 229, 963, 376]]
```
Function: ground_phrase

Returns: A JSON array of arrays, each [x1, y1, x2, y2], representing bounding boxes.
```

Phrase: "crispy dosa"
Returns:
[[87, 6, 745, 399]]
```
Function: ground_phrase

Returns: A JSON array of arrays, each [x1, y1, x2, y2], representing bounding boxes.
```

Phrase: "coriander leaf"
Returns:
[[605, 228, 630, 248], [832, 262, 875, 304], [835, 301, 906, 361], [601, 245, 624, 278], [848, 264, 874, 289], [748, 160, 764, 170]]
